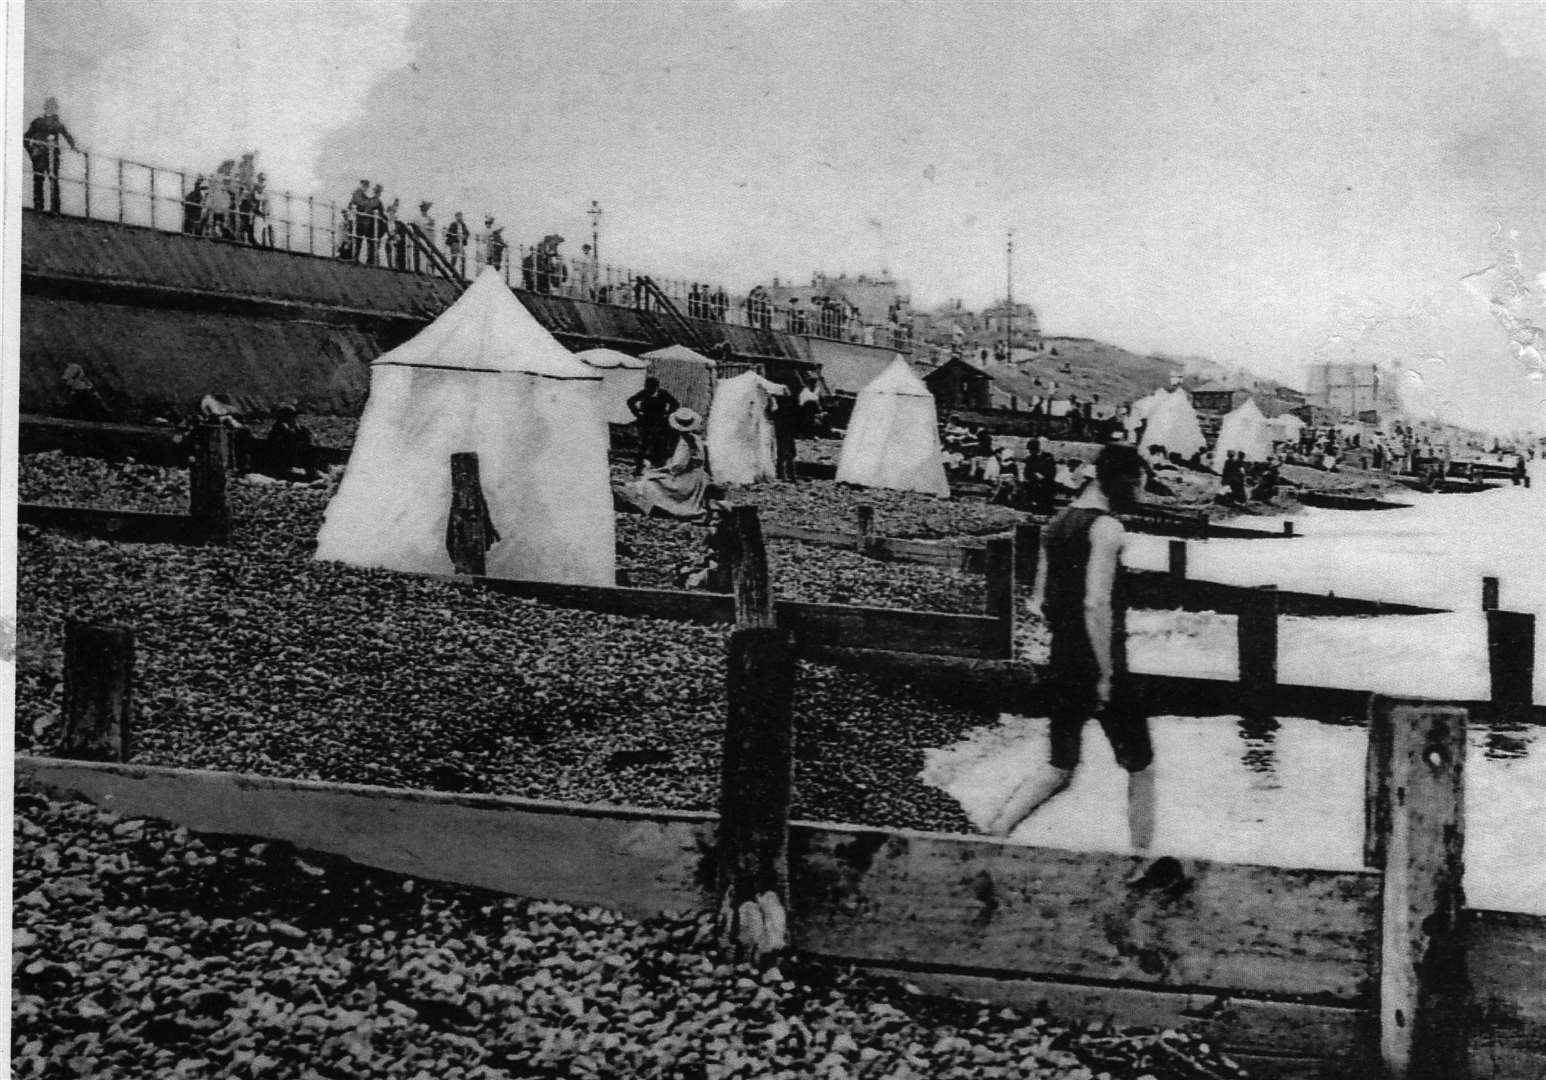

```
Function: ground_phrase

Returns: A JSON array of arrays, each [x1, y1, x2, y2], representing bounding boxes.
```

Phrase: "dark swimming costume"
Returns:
[[1041, 506, 1154, 773]]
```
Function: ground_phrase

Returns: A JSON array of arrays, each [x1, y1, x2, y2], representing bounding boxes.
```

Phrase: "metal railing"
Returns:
[[24, 146, 914, 349]]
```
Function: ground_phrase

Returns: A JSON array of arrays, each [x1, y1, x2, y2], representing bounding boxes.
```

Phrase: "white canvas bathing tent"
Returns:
[[706, 370, 782, 484], [642, 344, 717, 418], [1213, 398, 1277, 462], [1137, 388, 1207, 459], [316, 269, 615, 586], [835, 356, 950, 496], [575, 347, 648, 425]]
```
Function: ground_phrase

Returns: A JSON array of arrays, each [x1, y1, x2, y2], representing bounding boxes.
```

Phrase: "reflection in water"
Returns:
[[924, 712, 1546, 915]]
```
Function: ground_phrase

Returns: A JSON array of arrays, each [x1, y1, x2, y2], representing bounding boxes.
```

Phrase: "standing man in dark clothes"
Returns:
[[24, 98, 78, 213], [183, 175, 208, 235], [1220, 450, 1248, 503], [361, 184, 387, 265], [626, 377, 679, 475], [987, 443, 1155, 849], [444, 212, 469, 277], [770, 385, 800, 481]]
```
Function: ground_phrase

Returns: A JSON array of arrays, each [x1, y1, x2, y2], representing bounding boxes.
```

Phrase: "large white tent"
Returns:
[[1138, 389, 1207, 458], [706, 370, 782, 484], [575, 347, 648, 425], [1271, 412, 1306, 442], [835, 356, 950, 496], [1213, 398, 1277, 462], [316, 269, 615, 585]]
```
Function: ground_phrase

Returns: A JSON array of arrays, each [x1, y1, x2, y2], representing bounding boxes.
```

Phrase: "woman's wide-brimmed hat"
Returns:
[[668, 407, 703, 433]]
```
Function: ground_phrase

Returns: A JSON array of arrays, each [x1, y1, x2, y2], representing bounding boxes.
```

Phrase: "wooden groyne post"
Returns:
[[1481, 576, 1498, 612], [855, 504, 879, 559], [62, 620, 134, 762], [1486, 609, 1535, 707], [1168, 539, 1187, 582], [1014, 522, 1041, 587], [983, 535, 1016, 660], [1237, 585, 1278, 719], [717, 503, 794, 959], [188, 422, 231, 545], [1362, 696, 1469, 1079]]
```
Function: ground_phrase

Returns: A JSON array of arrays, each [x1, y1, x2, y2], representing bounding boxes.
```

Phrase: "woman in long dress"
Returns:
[[625, 408, 711, 518]]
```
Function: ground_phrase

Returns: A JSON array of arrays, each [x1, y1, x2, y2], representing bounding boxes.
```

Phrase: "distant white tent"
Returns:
[[316, 269, 615, 585], [1270, 412, 1306, 442], [1213, 398, 1276, 462], [575, 347, 648, 425], [1138, 389, 1207, 458], [706, 370, 783, 484], [836, 356, 950, 496], [1125, 388, 1170, 437], [642, 344, 717, 417]]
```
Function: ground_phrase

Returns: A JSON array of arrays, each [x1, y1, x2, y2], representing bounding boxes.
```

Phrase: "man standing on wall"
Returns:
[[24, 97, 78, 213], [987, 443, 1156, 850]]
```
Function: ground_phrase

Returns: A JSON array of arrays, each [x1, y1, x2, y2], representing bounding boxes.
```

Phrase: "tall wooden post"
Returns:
[[188, 422, 231, 545], [716, 626, 797, 960], [724, 505, 774, 629], [1370, 698, 1468, 1080], [1238, 585, 1278, 719], [446, 452, 492, 576], [1486, 610, 1534, 706], [1283, 520, 1295, 537], [856, 504, 878, 558], [983, 536, 1016, 660], [1480, 576, 1499, 612], [1014, 521, 1041, 588], [1363, 694, 1395, 870], [62, 621, 134, 762], [1168, 539, 1188, 581]]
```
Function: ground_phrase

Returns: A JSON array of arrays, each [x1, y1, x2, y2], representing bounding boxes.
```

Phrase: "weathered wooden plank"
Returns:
[[788, 825, 1381, 1002], [16, 758, 718, 919], [17, 503, 205, 544], [896, 971, 1372, 1070], [1487, 610, 1535, 705], [20, 414, 351, 468], [470, 575, 735, 624], [1123, 571, 1446, 617], [1468, 909, 1546, 1029], [779, 601, 1002, 658]]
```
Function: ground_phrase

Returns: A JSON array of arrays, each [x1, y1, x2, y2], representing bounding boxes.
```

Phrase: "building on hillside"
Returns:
[[980, 299, 1041, 349], [1191, 383, 1254, 417], [921, 356, 1068, 415], [1305, 362, 1401, 419], [756, 271, 911, 344]]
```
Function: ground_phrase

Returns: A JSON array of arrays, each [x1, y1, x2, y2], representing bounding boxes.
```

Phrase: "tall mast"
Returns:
[[1005, 230, 1014, 361]]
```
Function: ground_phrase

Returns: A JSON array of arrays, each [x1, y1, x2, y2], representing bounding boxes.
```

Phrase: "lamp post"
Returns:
[[588, 200, 603, 263]]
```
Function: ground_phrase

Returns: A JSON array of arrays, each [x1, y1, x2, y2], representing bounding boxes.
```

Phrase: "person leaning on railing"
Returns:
[[23, 97, 78, 213], [444, 212, 469, 276]]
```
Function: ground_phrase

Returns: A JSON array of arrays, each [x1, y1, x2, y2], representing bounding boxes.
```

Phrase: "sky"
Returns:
[[14, 0, 1546, 432]]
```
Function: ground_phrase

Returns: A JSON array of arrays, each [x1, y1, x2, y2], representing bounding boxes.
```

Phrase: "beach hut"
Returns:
[[1213, 398, 1277, 462], [706, 370, 783, 484], [835, 356, 950, 496], [575, 347, 648, 425], [642, 343, 717, 417], [1138, 388, 1207, 459], [315, 269, 615, 586]]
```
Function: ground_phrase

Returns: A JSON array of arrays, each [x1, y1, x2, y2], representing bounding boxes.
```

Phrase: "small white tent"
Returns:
[[316, 269, 615, 585], [575, 347, 648, 425], [1213, 398, 1277, 462], [1269, 412, 1305, 444], [835, 356, 950, 496], [1138, 389, 1207, 459], [706, 370, 782, 484]]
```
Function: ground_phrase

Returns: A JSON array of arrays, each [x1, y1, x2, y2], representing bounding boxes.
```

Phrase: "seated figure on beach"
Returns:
[[624, 408, 711, 519]]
